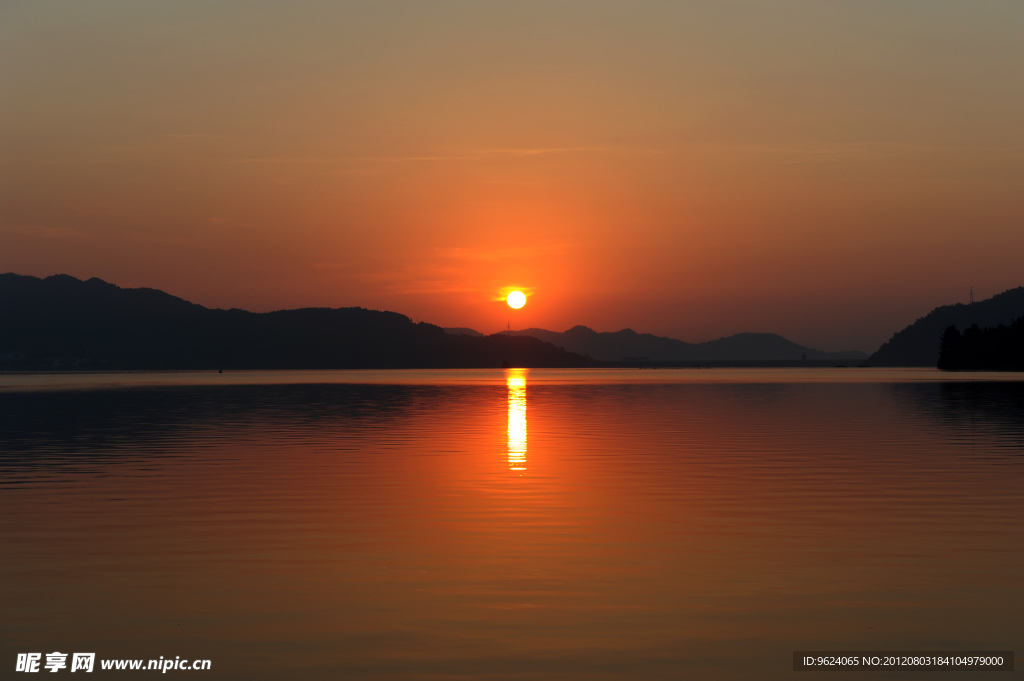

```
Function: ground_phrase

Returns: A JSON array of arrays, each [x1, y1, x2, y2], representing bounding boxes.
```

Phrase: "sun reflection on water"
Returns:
[[506, 369, 527, 471]]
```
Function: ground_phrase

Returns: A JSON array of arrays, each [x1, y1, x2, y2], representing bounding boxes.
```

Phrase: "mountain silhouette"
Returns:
[[513, 326, 866, 363], [0, 274, 595, 370], [868, 286, 1024, 366], [443, 327, 483, 337]]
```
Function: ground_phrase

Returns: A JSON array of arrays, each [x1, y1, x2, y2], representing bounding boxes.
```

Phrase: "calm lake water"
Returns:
[[2, 369, 1021, 679]]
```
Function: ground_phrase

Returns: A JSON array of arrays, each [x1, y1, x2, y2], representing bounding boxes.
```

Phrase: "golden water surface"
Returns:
[[1, 369, 1021, 679]]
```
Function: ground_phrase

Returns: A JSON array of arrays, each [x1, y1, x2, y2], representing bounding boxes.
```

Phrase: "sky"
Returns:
[[2, 0, 1022, 353]]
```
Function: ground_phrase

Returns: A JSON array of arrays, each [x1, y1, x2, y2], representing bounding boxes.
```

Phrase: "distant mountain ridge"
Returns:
[[443, 327, 483, 337], [514, 326, 866, 362], [0, 274, 594, 370], [868, 287, 1024, 366]]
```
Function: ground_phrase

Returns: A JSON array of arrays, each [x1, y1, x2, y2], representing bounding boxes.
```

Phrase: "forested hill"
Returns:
[[937, 319, 1024, 371], [868, 287, 1024, 366], [0, 274, 595, 370]]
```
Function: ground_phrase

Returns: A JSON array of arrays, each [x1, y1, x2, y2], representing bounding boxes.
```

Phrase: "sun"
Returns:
[[506, 290, 526, 309]]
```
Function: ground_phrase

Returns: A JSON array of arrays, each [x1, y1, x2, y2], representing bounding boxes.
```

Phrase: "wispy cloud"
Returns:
[[315, 242, 578, 298], [0, 223, 87, 241], [228, 146, 663, 165], [711, 141, 1013, 164], [346, 267, 480, 296], [431, 242, 575, 262], [66, 200, 121, 218], [473, 146, 664, 157]]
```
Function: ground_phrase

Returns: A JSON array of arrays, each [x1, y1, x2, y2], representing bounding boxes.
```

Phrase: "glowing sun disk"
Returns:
[[507, 291, 526, 309]]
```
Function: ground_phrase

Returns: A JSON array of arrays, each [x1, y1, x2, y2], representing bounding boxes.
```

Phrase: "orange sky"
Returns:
[[2, 1, 1022, 352]]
